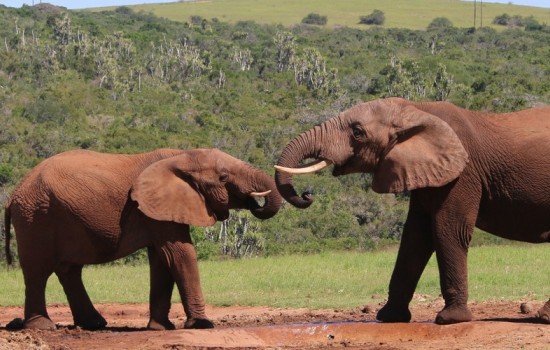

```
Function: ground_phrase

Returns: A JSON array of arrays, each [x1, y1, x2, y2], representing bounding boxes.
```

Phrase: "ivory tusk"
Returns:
[[274, 159, 332, 174], [250, 190, 271, 197]]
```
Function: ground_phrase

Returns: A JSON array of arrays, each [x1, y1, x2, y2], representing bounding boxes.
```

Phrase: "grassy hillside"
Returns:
[[93, 0, 550, 30]]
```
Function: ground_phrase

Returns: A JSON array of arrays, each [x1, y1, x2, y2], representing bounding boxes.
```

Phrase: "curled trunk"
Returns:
[[247, 168, 282, 219], [275, 128, 319, 208]]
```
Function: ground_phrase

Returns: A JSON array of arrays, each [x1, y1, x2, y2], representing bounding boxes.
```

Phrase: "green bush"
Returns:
[[524, 16, 544, 31], [0, 164, 14, 186], [301, 13, 327, 25], [427, 17, 453, 31], [359, 10, 385, 25], [493, 13, 511, 26]]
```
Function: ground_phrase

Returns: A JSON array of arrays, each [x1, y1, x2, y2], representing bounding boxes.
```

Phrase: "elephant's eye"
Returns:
[[352, 126, 364, 139], [219, 174, 229, 183]]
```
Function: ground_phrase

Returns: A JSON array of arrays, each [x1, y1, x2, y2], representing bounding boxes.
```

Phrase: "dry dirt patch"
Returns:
[[1, 301, 549, 349]]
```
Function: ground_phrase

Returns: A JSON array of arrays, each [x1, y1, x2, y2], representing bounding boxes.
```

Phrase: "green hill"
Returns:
[[93, 0, 550, 31]]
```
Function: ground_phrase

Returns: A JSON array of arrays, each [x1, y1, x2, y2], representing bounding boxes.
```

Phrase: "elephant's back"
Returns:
[[8, 149, 185, 227], [24, 149, 184, 186]]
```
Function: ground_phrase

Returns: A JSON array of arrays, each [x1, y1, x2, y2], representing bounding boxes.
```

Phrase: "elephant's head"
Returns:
[[131, 149, 281, 226], [275, 98, 469, 208]]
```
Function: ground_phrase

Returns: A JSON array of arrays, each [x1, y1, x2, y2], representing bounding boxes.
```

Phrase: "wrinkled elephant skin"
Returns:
[[4, 148, 281, 330], [275, 97, 550, 325]]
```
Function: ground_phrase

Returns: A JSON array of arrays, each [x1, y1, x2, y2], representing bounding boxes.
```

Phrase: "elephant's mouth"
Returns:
[[221, 197, 267, 218], [215, 210, 230, 221], [332, 164, 345, 177], [332, 163, 356, 177], [246, 196, 264, 211]]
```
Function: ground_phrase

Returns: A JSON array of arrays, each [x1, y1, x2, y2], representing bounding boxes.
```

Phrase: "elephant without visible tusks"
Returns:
[[4, 148, 281, 330], [275, 97, 550, 325]]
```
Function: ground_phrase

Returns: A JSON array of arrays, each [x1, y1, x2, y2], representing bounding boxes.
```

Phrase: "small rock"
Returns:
[[360, 305, 374, 314], [520, 302, 533, 314]]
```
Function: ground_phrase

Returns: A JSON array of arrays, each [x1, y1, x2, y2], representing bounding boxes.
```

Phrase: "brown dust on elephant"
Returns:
[[275, 97, 550, 325], [4, 148, 281, 331]]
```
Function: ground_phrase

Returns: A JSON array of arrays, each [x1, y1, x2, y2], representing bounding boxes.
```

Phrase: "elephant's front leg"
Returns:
[[377, 204, 433, 323], [147, 246, 176, 330], [152, 224, 214, 329], [431, 200, 478, 324], [431, 226, 473, 324]]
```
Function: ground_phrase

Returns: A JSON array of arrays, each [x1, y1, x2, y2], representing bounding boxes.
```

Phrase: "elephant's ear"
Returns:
[[372, 105, 468, 193], [130, 156, 216, 227]]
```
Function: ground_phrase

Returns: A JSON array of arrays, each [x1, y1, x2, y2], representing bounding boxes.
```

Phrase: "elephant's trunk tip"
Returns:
[[274, 177, 315, 209]]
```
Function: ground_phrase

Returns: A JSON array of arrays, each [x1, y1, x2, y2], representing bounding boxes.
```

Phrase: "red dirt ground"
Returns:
[[1, 299, 549, 349]]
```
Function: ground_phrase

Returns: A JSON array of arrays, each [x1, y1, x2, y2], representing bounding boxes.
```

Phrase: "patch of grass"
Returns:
[[468, 244, 548, 301], [0, 265, 151, 307], [93, 0, 550, 31], [200, 250, 398, 309], [200, 245, 549, 308], [0, 245, 547, 308]]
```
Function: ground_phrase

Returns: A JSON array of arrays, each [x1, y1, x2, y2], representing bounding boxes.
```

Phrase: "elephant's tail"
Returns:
[[4, 205, 12, 266]]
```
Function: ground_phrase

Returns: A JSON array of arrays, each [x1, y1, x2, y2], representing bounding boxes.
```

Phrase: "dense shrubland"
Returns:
[[1, 4, 549, 262]]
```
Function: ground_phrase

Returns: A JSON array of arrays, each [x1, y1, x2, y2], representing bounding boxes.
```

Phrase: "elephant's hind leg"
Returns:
[[55, 263, 107, 330], [536, 299, 550, 324], [21, 265, 55, 330]]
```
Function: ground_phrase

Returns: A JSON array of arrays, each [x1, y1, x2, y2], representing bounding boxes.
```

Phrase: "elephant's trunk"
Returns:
[[248, 169, 282, 220], [275, 126, 322, 209]]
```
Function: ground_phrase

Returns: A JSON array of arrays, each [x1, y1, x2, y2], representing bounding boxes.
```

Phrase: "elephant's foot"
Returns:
[[147, 318, 176, 331], [5, 318, 25, 330], [535, 300, 550, 324], [74, 314, 107, 330], [24, 315, 56, 330], [376, 302, 411, 323], [435, 304, 473, 325], [184, 317, 214, 329]]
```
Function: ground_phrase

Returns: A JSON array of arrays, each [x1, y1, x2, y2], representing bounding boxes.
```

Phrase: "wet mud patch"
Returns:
[[1, 301, 549, 349]]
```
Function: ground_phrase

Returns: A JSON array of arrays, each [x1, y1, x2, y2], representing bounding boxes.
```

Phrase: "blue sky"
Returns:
[[1, 0, 177, 9], [1, 0, 549, 10], [463, 0, 550, 8]]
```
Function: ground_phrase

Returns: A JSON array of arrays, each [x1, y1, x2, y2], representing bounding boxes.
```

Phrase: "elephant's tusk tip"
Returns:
[[250, 190, 271, 197]]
